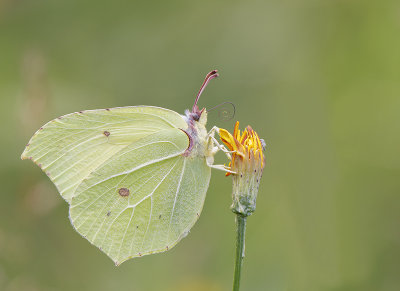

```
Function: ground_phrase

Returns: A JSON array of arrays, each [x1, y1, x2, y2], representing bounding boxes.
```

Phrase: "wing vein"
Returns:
[[82, 149, 183, 193], [101, 158, 181, 254], [89, 164, 166, 243], [167, 158, 186, 242], [116, 208, 135, 261]]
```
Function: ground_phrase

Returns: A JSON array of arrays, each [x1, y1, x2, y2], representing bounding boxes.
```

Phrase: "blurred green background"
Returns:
[[1, 0, 400, 290]]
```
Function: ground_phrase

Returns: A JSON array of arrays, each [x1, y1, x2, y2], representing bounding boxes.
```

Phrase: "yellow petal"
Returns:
[[219, 128, 237, 151], [233, 121, 240, 140], [241, 133, 247, 145], [234, 139, 246, 157]]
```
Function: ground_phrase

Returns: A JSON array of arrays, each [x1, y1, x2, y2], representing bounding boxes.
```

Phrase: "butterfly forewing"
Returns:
[[21, 106, 187, 203]]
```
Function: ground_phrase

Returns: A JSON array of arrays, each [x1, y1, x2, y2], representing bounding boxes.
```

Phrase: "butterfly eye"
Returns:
[[192, 113, 200, 121]]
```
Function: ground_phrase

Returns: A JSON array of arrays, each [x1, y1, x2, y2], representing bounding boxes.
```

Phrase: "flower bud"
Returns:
[[219, 122, 265, 216]]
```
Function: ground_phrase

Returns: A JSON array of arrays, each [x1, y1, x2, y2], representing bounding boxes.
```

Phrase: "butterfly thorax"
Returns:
[[183, 109, 213, 160]]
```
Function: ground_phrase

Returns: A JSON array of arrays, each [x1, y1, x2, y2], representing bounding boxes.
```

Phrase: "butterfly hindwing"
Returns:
[[69, 128, 211, 264]]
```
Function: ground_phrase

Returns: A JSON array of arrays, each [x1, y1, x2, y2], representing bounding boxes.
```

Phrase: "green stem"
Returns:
[[233, 214, 247, 291]]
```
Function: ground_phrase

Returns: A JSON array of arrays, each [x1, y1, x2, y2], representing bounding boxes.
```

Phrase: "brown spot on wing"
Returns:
[[118, 188, 130, 197], [103, 131, 110, 137]]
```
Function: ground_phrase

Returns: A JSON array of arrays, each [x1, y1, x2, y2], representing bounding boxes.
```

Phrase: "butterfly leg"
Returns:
[[206, 127, 236, 174], [208, 163, 236, 174], [207, 126, 235, 159]]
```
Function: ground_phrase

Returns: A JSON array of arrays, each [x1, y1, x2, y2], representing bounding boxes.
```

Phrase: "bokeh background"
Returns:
[[1, 0, 400, 290]]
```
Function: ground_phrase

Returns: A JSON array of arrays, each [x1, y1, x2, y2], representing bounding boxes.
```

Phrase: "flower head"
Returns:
[[219, 121, 266, 216]]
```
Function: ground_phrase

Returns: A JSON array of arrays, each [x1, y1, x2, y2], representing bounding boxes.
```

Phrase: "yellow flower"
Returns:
[[219, 121, 266, 216], [219, 121, 265, 175]]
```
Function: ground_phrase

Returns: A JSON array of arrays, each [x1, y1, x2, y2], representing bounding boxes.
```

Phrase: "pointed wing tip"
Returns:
[[109, 245, 176, 266], [111, 253, 142, 266], [111, 255, 132, 267], [21, 151, 30, 161], [21, 142, 32, 160], [20, 151, 37, 164]]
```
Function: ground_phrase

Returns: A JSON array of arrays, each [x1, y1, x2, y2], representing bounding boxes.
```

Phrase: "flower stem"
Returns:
[[233, 214, 247, 291]]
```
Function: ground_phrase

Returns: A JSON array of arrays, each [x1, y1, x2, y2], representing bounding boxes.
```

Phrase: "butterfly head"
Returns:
[[185, 107, 207, 125]]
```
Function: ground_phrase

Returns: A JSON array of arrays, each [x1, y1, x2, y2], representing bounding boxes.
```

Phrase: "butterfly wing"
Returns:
[[22, 105, 212, 264], [21, 106, 187, 203], [69, 128, 211, 264]]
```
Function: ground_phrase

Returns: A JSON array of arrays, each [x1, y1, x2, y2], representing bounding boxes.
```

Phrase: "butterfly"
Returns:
[[21, 70, 233, 265]]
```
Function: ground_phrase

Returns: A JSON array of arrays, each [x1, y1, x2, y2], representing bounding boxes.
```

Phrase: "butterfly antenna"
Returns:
[[208, 101, 236, 121], [192, 70, 219, 112]]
